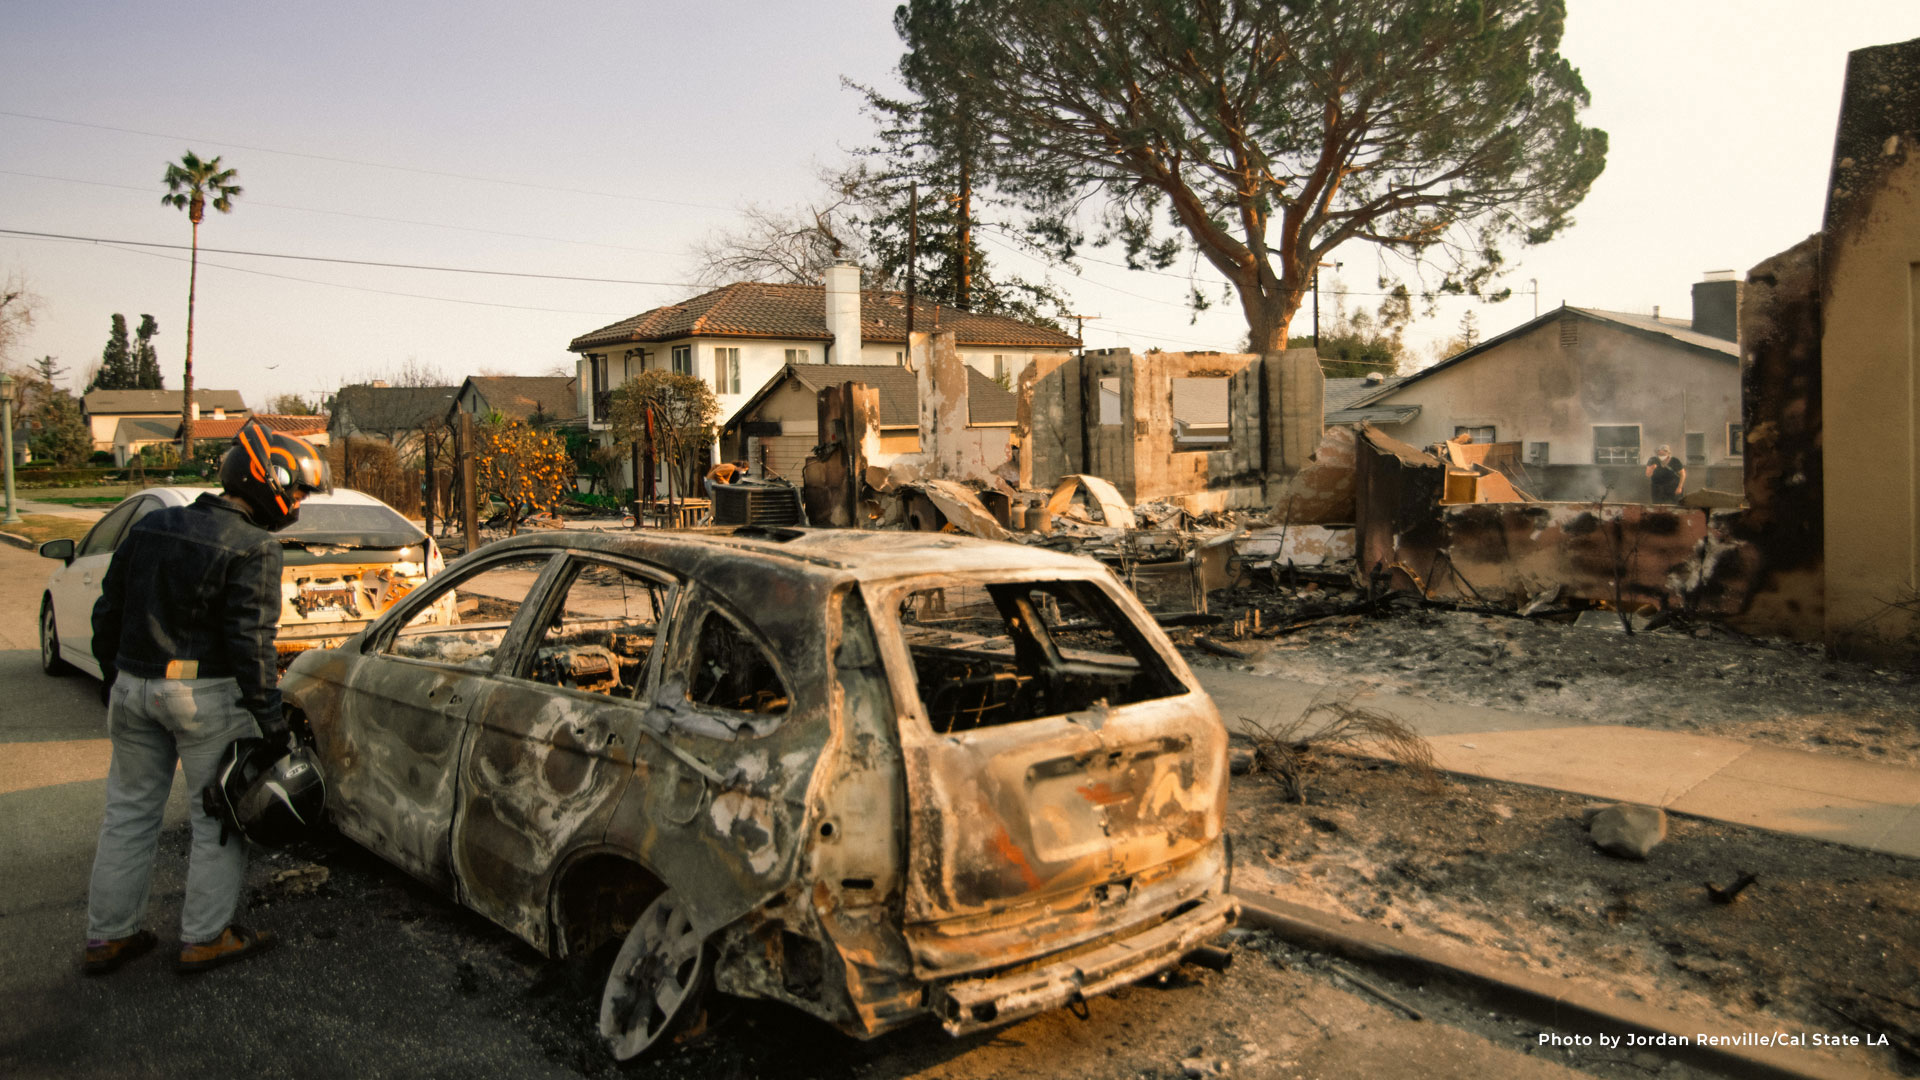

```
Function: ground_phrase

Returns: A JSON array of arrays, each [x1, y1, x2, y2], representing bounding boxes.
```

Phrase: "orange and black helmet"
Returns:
[[219, 417, 331, 531]]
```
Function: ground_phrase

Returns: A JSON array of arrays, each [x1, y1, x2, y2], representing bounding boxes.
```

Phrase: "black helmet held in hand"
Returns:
[[202, 735, 327, 848], [219, 417, 331, 531]]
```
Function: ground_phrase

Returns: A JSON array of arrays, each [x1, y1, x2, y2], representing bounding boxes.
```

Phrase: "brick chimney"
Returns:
[[824, 263, 862, 364], [1691, 270, 1743, 342]]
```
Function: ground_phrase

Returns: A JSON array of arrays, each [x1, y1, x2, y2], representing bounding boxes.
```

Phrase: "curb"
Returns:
[[1232, 890, 1883, 1080], [0, 531, 34, 551]]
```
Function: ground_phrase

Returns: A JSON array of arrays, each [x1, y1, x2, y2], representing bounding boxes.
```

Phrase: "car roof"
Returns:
[[136, 486, 390, 509], [476, 527, 1102, 588]]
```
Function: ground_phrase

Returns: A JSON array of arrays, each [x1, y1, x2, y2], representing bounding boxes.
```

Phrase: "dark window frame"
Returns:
[[1593, 424, 1641, 465], [370, 549, 564, 673]]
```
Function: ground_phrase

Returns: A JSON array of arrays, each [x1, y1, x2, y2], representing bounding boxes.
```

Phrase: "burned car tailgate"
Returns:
[[875, 573, 1231, 979]]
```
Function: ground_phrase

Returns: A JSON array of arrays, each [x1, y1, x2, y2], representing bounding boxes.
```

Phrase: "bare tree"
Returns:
[[0, 270, 43, 374], [356, 356, 450, 388], [688, 177, 872, 287]]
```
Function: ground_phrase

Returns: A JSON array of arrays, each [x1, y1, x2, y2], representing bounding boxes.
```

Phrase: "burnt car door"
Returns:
[[321, 549, 563, 893], [447, 554, 679, 950], [595, 579, 832, 939]]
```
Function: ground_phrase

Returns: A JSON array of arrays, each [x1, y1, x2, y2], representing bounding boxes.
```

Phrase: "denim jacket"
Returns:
[[92, 493, 285, 728]]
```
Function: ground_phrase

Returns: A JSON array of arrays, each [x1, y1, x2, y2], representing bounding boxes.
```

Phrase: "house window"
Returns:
[[714, 348, 740, 394], [1593, 425, 1640, 465], [1527, 442, 1550, 465], [1454, 425, 1496, 444], [1685, 432, 1706, 466], [785, 348, 810, 364], [894, 351, 904, 364], [993, 354, 1008, 381], [1728, 422, 1745, 457], [671, 345, 692, 376]]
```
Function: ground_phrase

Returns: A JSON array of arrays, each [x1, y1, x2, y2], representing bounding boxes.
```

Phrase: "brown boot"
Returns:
[[83, 930, 157, 975], [176, 926, 275, 974]]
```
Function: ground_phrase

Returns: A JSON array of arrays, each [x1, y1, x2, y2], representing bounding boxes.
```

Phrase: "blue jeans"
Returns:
[[87, 675, 260, 944]]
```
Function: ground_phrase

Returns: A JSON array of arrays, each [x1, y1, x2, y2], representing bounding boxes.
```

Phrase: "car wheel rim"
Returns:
[[40, 606, 55, 670], [598, 891, 705, 1061]]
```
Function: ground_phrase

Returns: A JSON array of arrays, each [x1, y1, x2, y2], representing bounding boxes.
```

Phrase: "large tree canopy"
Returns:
[[892, 0, 1606, 350]]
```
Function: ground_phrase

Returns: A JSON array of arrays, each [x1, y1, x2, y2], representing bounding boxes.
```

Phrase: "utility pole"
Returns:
[[1530, 278, 1540, 319], [1311, 261, 1343, 349], [1064, 314, 1100, 358], [458, 410, 478, 554], [905, 183, 918, 346]]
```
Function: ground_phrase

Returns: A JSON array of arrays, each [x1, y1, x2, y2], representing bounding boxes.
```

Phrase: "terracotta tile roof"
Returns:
[[190, 415, 330, 441], [85, 389, 248, 416], [733, 363, 1017, 429], [570, 282, 1079, 351], [463, 376, 582, 421]]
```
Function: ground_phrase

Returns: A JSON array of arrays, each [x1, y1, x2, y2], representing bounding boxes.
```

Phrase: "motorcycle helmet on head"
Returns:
[[219, 417, 331, 531], [202, 735, 327, 848]]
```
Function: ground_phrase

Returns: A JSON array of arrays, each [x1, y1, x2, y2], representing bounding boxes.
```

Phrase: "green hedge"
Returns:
[[17, 467, 127, 486]]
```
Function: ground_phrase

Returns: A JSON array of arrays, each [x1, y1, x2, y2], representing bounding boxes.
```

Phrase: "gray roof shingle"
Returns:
[[463, 376, 582, 421], [85, 389, 247, 415], [329, 385, 460, 435]]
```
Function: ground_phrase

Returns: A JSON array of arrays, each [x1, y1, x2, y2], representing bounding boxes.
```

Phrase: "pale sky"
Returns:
[[2, 1, 1917, 411]]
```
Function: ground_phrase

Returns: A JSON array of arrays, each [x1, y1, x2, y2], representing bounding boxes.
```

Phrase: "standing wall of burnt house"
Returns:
[[1354, 423, 1758, 614], [1818, 36, 1920, 658], [1726, 234, 1826, 636], [1015, 347, 1335, 516]]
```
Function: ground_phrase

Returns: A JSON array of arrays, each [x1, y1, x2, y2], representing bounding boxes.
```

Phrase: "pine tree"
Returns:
[[87, 314, 138, 392], [887, 0, 1607, 350], [29, 387, 90, 466], [28, 355, 67, 417], [132, 315, 164, 389]]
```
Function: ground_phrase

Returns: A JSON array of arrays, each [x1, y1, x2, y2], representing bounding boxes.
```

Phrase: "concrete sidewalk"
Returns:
[[7, 497, 109, 521], [1198, 668, 1920, 859]]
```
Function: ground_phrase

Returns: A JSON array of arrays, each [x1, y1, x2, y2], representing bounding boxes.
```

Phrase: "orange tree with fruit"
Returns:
[[474, 414, 576, 535]]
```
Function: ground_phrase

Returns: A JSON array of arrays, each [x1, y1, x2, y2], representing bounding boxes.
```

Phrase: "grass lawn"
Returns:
[[4, 514, 94, 545]]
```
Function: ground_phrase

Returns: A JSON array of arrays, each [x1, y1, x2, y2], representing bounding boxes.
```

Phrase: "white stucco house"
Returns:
[[1343, 277, 1746, 501], [567, 266, 1080, 484]]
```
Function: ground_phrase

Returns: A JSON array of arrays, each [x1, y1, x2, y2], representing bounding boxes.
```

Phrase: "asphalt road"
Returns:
[[0, 539, 1619, 1080]]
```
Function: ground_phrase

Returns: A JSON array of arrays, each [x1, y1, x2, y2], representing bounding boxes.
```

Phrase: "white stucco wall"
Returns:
[[1370, 318, 1743, 468], [577, 339, 1073, 429]]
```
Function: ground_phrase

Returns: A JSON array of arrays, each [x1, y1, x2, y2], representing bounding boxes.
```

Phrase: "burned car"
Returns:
[[281, 527, 1235, 1059]]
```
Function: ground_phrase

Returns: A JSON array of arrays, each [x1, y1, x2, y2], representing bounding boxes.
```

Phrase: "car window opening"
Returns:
[[686, 611, 790, 716], [898, 580, 1178, 734], [531, 563, 670, 699], [384, 555, 549, 669]]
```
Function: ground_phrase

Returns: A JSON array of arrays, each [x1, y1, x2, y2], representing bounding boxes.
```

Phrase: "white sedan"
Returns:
[[38, 486, 446, 680]]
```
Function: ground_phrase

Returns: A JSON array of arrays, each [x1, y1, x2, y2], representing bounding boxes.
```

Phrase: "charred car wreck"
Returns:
[[282, 527, 1236, 1058]]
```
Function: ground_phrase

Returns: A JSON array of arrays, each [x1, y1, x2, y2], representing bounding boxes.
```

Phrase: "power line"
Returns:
[[0, 170, 682, 256], [0, 227, 698, 287], [24, 232, 636, 316], [0, 109, 739, 212]]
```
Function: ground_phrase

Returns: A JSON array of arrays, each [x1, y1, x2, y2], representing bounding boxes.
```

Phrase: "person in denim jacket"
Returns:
[[82, 420, 329, 975]]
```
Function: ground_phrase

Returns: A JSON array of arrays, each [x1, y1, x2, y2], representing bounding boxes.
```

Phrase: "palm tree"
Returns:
[[161, 152, 241, 462]]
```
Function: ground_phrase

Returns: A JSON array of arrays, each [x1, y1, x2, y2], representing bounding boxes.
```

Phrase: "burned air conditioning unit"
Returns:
[[712, 481, 806, 527]]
